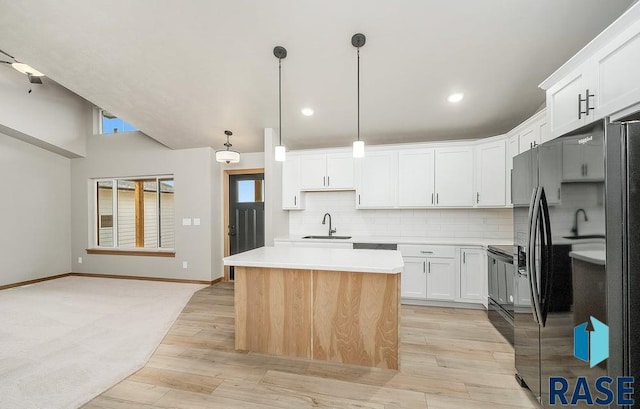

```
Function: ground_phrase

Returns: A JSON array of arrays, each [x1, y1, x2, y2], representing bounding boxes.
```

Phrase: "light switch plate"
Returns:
[[193, 218, 201, 226], [182, 218, 192, 226], [182, 261, 188, 269]]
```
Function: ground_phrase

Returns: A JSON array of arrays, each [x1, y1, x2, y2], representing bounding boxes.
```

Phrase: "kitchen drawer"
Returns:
[[397, 244, 455, 258]]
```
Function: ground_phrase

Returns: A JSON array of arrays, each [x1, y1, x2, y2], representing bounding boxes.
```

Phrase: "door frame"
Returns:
[[223, 168, 264, 282]]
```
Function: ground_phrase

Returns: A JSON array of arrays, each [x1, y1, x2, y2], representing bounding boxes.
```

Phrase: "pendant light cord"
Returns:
[[357, 47, 360, 142], [278, 58, 282, 146]]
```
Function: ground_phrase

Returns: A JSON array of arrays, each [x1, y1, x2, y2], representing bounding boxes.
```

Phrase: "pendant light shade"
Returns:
[[216, 130, 240, 164], [352, 33, 366, 158], [353, 140, 365, 158], [274, 46, 287, 162], [274, 145, 286, 162]]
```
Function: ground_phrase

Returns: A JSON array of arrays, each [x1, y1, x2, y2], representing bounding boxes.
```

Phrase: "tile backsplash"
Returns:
[[289, 191, 514, 240]]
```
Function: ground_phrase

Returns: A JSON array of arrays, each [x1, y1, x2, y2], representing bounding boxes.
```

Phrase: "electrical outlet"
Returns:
[[77, 257, 83, 264], [182, 261, 188, 269]]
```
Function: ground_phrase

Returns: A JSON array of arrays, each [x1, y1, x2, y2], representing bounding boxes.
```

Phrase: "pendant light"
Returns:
[[352, 33, 366, 158], [216, 130, 240, 164], [274, 46, 287, 162]]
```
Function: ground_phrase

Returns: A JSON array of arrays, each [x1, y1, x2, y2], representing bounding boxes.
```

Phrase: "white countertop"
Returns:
[[569, 250, 606, 266], [274, 235, 512, 247], [223, 246, 403, 274]]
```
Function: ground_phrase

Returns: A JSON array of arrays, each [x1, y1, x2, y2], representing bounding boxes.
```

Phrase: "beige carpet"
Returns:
[[0, 276, 206, 409]]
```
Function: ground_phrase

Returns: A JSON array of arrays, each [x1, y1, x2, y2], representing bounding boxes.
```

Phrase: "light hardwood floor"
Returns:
[[83, 282, 540, 409]]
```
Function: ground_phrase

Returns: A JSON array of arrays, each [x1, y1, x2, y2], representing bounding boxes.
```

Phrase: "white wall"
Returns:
[[0, 132, 71, 286], [70, 132, 217, 281], [289, 191, 513, 241], [264, 128, 289, 245], [0, 70, 92, 158]]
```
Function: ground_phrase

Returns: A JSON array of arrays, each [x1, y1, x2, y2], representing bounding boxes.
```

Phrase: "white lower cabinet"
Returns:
[[459, 248, 486, 302], [399, 244, 456, 302], [399, 245, 486, 306], [400, 257, 427, 299], [426, 258, 456, 301]]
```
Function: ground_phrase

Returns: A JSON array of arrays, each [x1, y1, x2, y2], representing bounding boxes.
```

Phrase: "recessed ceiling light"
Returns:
[[11, 62, 44, 77], [301, 107, 314, 116], [448, 93, 464, 103]]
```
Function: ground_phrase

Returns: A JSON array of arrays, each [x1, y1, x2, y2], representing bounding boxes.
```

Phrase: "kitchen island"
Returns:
[[223, 246, 403, 369]]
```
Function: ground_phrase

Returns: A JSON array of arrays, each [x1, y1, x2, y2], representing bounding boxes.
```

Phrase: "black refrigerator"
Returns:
[[512, 117, 640, 408]]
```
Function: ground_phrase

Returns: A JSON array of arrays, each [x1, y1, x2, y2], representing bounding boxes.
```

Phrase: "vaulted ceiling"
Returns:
[[0, 0, 635, 153]]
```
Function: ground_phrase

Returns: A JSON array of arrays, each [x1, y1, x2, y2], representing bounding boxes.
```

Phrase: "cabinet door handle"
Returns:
[[463, 252, 466, 264], [428, 262, 431, 274], [557, 188, 561, 200], [585, 163, 588, 176], [323, 176, 326, 186], [431, 193, 434, 204], [578, 93, 584, 119], [532, 141, 538, 148], [327, 176, 330, 186], [423, 261, 426, 273], [476, 192, 480, 204], [358, 194, 361, 205], [294, 195, 297, 206], [585, 89, 595, 116], [436, 193, 439, 204]]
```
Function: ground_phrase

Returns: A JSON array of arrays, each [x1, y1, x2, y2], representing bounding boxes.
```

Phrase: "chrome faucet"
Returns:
[[322, 213, 337, 237], [571, 208, 589, 236]]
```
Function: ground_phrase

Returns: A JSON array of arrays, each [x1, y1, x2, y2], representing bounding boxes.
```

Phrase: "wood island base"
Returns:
[[234, 266, 400, 369]]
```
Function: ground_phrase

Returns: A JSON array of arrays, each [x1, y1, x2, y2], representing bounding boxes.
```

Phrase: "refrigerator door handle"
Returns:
[[539, 188, 553, 326], [528, 187, 544, 325]]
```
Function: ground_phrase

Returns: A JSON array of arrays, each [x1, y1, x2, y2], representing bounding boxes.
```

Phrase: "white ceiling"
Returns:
[[0, 0, 635, 153]]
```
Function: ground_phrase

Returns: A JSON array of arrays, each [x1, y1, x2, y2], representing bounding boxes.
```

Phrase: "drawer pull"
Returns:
[[420, 251, 433, 254]]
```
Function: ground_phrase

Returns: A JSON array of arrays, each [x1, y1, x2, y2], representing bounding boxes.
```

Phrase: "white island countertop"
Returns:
[[223, 246, 403, 274]]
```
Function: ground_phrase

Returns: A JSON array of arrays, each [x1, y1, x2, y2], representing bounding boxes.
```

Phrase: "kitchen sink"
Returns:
[[562, 235, 605, 240], [302, 235, 352, 240]]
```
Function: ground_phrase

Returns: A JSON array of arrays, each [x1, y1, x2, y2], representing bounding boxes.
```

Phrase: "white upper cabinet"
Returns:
[[326, 154, 355, 189], [282, 156, 303, 210], [518, 126, 539, 153], [398, 149, 435, 208], [539, 119, 552, 144], [299, 153, 354, 190], [542, 3, 640, 136], [507, 134, 520, 206], [300, 155, 327, 190], [592, 19, 640, 120], [475, 139, 506, 207], [355, 151, 396, 208], [434, 147, 474, 207], [547, 69, 594, 138]]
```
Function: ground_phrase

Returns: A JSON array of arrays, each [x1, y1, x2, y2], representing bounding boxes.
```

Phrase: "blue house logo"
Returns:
[[574, 316, 609, 367], [549, 318, 633, 406]]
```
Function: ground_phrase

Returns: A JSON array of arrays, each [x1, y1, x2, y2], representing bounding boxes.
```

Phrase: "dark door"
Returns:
[[228, 173, 265, 280]]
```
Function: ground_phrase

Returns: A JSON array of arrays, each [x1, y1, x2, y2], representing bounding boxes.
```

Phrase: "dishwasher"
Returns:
[[352, 243, 398, 251]]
